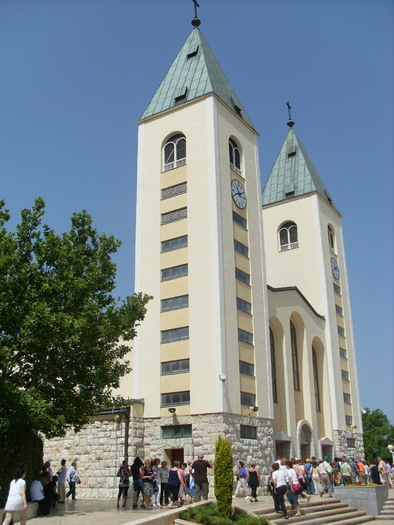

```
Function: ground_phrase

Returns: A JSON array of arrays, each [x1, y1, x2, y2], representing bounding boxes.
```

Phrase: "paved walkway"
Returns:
[[20, 496, 276, 524], [21, 488, 394, 524], [26, 499, 167, 524]]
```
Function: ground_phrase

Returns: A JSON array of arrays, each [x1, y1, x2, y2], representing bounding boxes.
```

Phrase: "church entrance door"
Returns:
[[165, 448, 184, 466]]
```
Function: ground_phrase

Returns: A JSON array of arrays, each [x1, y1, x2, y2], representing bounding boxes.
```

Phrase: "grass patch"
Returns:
[[180, 503, 269, 525]]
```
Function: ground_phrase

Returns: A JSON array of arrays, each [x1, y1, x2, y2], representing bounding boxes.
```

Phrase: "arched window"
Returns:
[[270, 328, 278, 403], [279, 221, 298, 251], [290, 321, 300, 391], [328, 225, 335, 251], [229, 138, 241, 175], [163, 133, 186, 171], [312, 346, 321, 412]]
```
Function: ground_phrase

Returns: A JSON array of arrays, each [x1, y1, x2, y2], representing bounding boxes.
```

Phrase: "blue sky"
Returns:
[[1, 0, 393, 422]]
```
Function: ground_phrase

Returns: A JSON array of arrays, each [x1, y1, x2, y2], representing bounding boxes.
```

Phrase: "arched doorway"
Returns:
[[298, 421, 312, 460]]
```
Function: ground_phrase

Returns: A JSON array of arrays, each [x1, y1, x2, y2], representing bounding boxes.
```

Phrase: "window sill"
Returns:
[[279, 242, 299, 252], [163, 159, 186, 172]]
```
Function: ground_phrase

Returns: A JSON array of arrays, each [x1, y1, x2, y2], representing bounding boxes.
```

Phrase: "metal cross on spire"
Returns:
[[191, 0, 201, 27], [286, 101, 295, 127]]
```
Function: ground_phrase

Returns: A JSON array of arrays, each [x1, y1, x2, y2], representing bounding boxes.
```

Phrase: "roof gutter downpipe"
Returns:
[[124, 405, 130, 461]]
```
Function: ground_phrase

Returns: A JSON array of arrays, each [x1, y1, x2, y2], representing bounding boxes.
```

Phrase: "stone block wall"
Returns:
[[43, 416, 139, 499], [144, 412, 274, 495], [333, 429, 364, 460], [144, 413, 274, 465], [44, 413, 274, 499]]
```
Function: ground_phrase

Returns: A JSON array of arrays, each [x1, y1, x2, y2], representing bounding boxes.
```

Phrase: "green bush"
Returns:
[[181, 503, 223, 524], [234, 513, 269, 525], [181, 503, 269, 525], [214, 435, 233, 518]]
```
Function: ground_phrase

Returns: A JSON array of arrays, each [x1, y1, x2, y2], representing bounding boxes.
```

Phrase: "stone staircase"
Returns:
[[375, 490, 394, 522], [254, 497, 376, 524]]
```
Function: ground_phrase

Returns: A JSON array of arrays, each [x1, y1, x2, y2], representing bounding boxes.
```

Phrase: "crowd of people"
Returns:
[[115, 453, 212, 509], [1, 459, 80, 524], [260, 455, 394, 520], [2, 453, 393, 522], [29, 459, 81, 515]]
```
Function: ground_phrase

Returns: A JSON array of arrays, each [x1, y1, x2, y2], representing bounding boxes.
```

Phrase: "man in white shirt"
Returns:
[[318, 456, 332, 497], [66, 461, 80, 500]]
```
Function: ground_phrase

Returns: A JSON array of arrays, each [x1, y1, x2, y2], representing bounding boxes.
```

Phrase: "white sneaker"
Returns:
[[232, 495, 236, 499], [245, 496, 249, 499]]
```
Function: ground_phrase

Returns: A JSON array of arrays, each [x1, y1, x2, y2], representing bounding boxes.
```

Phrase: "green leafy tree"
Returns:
[[214, 435, 234, 518], [362, 408, 394, 462], [0, 198, 151, 439]]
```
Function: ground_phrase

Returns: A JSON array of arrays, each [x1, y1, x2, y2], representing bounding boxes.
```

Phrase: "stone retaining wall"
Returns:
[[43, 415, 142, 499]]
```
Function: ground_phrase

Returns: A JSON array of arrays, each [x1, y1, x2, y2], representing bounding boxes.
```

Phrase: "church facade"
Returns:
[[44, 22, 363, 498]]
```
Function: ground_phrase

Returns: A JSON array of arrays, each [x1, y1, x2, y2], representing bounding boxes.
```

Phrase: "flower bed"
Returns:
[[335, 484, 389, 516], [347, 482, 377, 487]]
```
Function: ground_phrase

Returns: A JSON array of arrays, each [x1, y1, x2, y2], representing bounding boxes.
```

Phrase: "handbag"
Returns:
[[292, 481, 302, 492]]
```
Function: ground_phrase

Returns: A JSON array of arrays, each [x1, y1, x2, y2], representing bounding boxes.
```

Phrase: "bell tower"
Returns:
[[262, 116, 362, 454], [133, 19, 273, 463]]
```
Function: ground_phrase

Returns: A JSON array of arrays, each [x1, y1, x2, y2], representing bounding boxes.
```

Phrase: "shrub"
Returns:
[[234, 514, 269, 525], [214, 435, 233, 518], [180, 503, 269, 525]]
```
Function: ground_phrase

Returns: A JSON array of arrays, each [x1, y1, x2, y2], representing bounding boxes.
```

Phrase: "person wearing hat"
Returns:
[[318, 456, 333, 497], [304, 458, 313, 495]]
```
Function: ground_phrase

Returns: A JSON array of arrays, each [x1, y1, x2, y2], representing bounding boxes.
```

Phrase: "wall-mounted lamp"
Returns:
[[249, 406, 258, 412], [114, 414, 121, 425], [350, 424, 357, 432], [219, 374, 227, 382], [168, 407, 176, 414]]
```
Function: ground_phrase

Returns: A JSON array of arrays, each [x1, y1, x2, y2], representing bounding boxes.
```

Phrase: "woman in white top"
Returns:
[[271, 463, 288, 519], [3, 468, 28, 525], [286, 460, 301, 517], [151, 458, 162, 507]]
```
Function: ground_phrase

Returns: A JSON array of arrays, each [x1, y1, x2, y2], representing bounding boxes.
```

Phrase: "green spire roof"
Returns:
[[140, 28, 254, 129], [262, 128, 338, 211]]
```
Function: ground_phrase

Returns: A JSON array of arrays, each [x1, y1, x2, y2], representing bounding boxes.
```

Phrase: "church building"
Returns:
[[44, 12, 363, 498]]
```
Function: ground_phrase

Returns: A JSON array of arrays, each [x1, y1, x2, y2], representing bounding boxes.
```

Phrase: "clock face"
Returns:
[[331, 257, 340, 279], [231, 179, 247, 209]]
